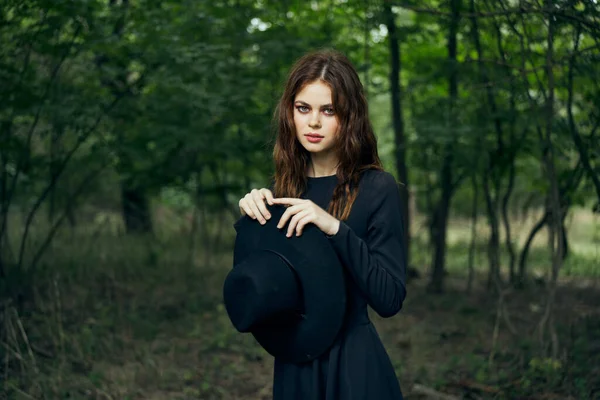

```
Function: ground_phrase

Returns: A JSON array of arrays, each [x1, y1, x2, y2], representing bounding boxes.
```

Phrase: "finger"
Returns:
[[241, 205, 255, 219], [240, 199, 256, 219], [277, 204, 305, 229], [295, 214, 315, 236], [238, 198, 250, 217], [247, 193, 266, 224], [260, 188, 275, 205], [251, 189, 272, 221], [271, 197, 305, 205], [238, 199, 247, 216], [250, 188, 264, 204], [252, 190, 271, 220], [287, 210, 310, 237]]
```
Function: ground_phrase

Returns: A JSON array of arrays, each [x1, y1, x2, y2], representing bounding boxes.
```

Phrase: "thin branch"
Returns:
[[29, 161, 110, 271], [565, 26, 600, 208], [519, 7, 548, 103], [392, 3, 600, 33], [16, 94, 123, 270], [2, 21, 82, 251], [0, 9, 50, 249], [7, 22, 82, 205], [464, 43, 600, 71]]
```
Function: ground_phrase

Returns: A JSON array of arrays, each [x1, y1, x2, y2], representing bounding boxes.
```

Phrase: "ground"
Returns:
[[2, 208, 599, 399]]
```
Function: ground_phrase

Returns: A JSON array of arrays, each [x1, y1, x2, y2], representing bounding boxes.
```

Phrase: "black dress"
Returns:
[[272, 169, 407, 400]]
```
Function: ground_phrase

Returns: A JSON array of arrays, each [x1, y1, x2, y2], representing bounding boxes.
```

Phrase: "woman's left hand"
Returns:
[[271, 198, 340, 237]]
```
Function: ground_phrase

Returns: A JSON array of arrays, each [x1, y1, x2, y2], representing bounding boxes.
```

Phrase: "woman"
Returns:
[[238, 49, 407, 400]]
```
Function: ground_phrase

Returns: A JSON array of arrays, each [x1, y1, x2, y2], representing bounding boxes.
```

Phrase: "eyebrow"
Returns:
[[294, 100, 333, 108]]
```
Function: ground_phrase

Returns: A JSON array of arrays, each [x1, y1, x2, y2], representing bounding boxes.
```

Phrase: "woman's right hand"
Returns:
[[238, 188, 274, 225]]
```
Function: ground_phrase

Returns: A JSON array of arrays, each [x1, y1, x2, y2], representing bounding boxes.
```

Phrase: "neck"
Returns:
[[307, 153, 339, 177]]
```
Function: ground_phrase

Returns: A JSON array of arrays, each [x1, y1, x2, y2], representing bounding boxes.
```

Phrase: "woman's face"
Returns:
[[293, 80, 339, 157]]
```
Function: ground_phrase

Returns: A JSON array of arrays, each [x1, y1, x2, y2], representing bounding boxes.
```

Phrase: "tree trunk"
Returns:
[[187, 169, 203, 268], [483, 168, 501, 289], [428, 0, 461, 293], [384, 1, 411, 269], [467, 173, 478, 294], [48, 125, 60, 223], [100, 0, 149, 235], [121, 183, 152, 234], [518, 208, 547, 286], [501, 156, 517, 283], [470, 0, 502, 290], [493, 19, 520, 286], [517, 200, 570, 288], [0, 253, 5, 280], [537, 7, 563, 358], [429, 170, 452, 293], [561, 216, 568, 260], [0, 150, 7, 279]]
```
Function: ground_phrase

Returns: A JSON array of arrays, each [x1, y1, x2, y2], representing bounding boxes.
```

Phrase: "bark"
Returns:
[[384, 1, 411, 269], [430, 168, 452, 293], [518, 208, 548, 285], [48, 125, 60, 223], [537, 6, 563, 358], [470, 0, 502, 290], [121, 183, 153, 234], [482, 167, 501, 289], [466, 173, 478, 294], [501, 156, 517, 282], [517, 162, 583, 285], [97, 0, 151, 235], [0, 135, 8, 278], [0, 19, 80, 278], [188, 202, 199, 267], [490, 14, 522, 285], [429, 0, 461, 293], [424, 151, 436, 248], [187, 168, 204, 267]]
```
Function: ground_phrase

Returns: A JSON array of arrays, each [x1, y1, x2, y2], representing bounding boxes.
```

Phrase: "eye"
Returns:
[[323, 108, 335, 116], [296, 105, 309, 113]]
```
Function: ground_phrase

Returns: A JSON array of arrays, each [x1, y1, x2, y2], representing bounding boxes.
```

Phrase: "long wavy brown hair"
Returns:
[[272, 49, 382, 221]]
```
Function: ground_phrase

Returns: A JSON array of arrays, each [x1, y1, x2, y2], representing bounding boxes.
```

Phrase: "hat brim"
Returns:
[[231, 205, 346, 363]]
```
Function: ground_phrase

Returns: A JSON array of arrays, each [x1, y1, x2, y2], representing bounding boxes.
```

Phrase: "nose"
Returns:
[[308, 112, 321, 129]]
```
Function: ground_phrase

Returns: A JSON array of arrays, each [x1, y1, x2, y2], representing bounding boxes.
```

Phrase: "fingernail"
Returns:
[[266, 214, 271, 219]]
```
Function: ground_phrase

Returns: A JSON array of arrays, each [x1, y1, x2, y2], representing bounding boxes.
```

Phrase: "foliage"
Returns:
[[1, 0, 599, 397]]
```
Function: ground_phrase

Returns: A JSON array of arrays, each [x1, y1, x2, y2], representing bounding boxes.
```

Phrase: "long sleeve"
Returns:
[[326, 172, 407, 318]]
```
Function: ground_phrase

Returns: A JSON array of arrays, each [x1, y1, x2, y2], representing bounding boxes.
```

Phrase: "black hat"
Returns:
[[223, 204, 347, 363]]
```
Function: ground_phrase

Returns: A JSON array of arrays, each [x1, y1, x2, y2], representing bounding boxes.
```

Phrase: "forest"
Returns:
[[1, 0, 599, 399]]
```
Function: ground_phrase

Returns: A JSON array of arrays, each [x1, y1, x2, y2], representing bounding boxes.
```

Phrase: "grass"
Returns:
[[1, 207, 599, 399], [410, 206, 600, 281]]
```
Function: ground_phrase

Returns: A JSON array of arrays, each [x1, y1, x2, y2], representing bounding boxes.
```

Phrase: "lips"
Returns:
[[305, 134, 324, 144], [305, 133, 324, 138]]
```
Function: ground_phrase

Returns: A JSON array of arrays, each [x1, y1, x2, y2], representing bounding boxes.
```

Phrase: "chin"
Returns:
[[302, 142, 325, 152]]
